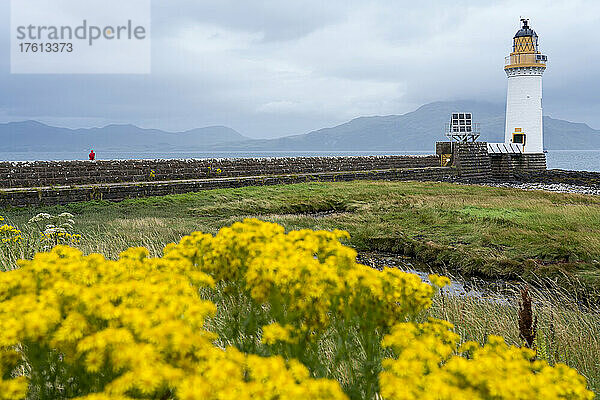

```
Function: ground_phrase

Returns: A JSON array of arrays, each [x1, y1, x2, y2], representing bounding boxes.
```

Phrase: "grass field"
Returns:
[[3, 180, 600, 290], [2, 180, 600, 394]]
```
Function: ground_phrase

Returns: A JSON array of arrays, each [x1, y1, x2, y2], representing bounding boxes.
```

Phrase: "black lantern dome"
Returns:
[[514, 18, 538, 38]]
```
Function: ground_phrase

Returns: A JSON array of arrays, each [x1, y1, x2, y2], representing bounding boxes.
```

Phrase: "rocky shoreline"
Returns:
[[485, 181, 600, 196], [473, 169, 600, 196]]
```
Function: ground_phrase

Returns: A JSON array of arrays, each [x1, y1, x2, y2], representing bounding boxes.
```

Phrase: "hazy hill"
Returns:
[[2, 101, 600, 152], [1, 121, 247, 152], [213, 101, 600, 151]]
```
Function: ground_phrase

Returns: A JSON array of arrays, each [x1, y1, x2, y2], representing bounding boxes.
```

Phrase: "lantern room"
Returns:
[[505, 18, 547, 70]]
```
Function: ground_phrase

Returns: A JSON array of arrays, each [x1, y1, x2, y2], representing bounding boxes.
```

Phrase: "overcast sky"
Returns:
[[0, 0, 598, 138]]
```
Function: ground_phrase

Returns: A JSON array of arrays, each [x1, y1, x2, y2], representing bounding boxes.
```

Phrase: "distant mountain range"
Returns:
[[3, 101, 600, 152], [0, 122, 246, 152]]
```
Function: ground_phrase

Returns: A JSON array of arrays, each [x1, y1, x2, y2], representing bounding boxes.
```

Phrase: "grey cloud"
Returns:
[[0, 0, 599, 139], [152, 0, 345, 42]]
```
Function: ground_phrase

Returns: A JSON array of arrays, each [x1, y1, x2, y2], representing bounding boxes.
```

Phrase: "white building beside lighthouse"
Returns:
[[503, 18, 547, 154]]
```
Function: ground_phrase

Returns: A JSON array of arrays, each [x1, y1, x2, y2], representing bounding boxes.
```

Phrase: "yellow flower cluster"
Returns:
[[40, 230, 82, 245], [0, 349, 27, 400], [0, 244, 346, 399], [164, 219, 593, 399], [0, 219, 593, 399], [0, 217, 22, 244], [165, 219, 442, 339], [261, 322, 297, 345], [380, 318, 594, 400]]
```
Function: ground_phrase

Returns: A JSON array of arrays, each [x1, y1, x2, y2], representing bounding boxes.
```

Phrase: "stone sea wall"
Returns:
[[490, 153, 547, 180], [0, 149, 555, 208], [452, 143, 492, 181], [0, 156, 440, 189], [442, 142, 547, 182], [0, 166, 454, 208], [514, 169, 600, 187]]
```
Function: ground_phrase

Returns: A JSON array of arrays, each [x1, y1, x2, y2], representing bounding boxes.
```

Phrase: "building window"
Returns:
[[513, 133, 525, 144]]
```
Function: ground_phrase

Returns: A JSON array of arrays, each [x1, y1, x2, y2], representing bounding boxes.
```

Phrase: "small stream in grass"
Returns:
[[358, 252, 599, 313], [358, 252, 525, 305]]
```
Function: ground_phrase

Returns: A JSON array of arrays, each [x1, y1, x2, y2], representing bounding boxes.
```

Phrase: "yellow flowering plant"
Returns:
[[28, 212, 81, 249], [0, 216, 23, 245], [380, 320, 593, 400], [0, 216, 24, 272], [163, 219, 593, 400], [0, 219, 593, 399], [0, 243, 346, 399], [162, 220, 445, 397]]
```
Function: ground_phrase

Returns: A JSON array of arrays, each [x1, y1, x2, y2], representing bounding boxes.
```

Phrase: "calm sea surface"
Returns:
[[0, 150, 598, 172]]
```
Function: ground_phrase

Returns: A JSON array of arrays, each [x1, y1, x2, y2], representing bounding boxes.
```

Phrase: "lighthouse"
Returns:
[[439, 18, 548, 176], [504, 18, 547, 154]]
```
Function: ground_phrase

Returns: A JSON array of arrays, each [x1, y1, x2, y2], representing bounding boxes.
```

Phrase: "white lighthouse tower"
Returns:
[[504, 18, 547, 154]]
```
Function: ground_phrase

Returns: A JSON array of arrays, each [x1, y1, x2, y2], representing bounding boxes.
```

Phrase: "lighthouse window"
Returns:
[[513, 133, 525, 144], [459, 113, 465, 119], [453, 113, 459, 119], [465, 113, 471, 119]]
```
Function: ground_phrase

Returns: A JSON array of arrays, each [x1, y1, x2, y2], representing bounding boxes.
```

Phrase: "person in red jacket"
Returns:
[[89, 150, 96, 161]]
